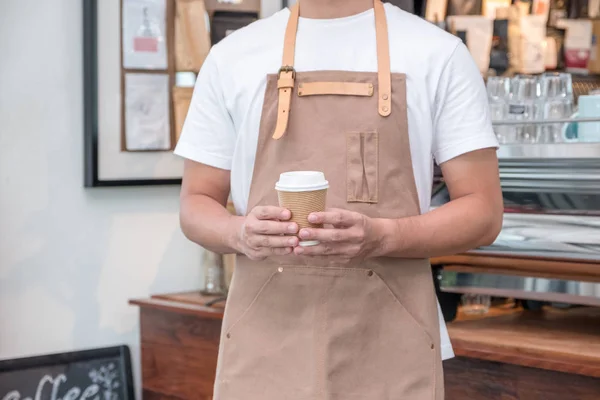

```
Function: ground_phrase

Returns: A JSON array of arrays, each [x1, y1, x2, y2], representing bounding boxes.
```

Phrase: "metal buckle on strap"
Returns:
[[278, 65, 296, 79]]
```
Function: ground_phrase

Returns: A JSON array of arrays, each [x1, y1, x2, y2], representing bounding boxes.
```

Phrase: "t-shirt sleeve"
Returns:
[[174, 51, 236, 170], [432, 43, 498, 164]]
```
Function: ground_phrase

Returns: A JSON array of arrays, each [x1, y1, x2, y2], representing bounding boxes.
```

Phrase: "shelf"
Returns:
[[492, 117, 600, 126], [497, 143, 600, 159]]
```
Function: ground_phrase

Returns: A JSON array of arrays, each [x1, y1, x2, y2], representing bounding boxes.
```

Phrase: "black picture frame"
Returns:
[[83, 0, 182, 187], [0, 345, 135, 399]]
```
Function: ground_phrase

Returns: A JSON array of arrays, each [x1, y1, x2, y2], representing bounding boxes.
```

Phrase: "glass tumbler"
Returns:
[[201, 249, 226, 296], [486, 76, 512, 143], [539, 73, 574, 142], [461, 293, 491, 315], [509, 75, 541, 143], [541, 98, 573, 143], [540, 73, 565, 98]]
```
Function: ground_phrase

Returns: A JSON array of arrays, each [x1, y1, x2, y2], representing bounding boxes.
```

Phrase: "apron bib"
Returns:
[[214, 2, 443, 398]]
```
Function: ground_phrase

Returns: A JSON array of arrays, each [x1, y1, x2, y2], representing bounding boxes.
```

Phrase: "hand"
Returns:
[[236, 206, 299, 261], [293, 208, 386, 264]]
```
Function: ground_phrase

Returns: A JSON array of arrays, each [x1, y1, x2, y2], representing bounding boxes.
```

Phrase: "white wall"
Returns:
[[0, 0, 203, 397]]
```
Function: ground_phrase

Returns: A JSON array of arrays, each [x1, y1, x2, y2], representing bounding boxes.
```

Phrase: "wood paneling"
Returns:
[[130, 296, 224, 320], [141, 342, 216, 398], [136, 302, 221, 399], [448, 306, 600, 377], [140, 306, 222, 349], [132, 291, 600, 399], [444, 357, 600, 400], [151, 292, 226, 311], [142, 389, 191, 400]]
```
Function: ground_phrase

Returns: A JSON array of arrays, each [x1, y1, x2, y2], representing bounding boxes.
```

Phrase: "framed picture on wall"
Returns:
[[83, 0, 183, 187]]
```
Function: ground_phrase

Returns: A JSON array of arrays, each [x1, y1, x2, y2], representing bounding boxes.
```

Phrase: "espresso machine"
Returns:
[[432, 141, 600, 321]]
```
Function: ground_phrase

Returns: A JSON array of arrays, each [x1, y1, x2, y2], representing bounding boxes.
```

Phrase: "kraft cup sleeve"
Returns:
[[277, 189, 327, 230]]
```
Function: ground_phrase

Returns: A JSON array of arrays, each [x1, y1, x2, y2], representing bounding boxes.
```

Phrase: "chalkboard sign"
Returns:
[[0, 345, 134, 400]]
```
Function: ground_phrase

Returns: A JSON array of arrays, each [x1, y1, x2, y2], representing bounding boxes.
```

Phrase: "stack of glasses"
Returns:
[[487, 73, 574, 144]]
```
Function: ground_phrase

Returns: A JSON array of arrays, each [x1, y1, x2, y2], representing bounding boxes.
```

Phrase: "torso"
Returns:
[[207, 4, 463, 215]]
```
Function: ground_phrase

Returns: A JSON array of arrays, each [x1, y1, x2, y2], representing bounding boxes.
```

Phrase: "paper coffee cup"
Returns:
[[275, 171, 329, 247]]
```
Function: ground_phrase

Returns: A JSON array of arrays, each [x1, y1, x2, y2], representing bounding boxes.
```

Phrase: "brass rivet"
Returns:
[[278, 267, 284, 273], [382, 106, 389, 112], [367, 270, 374, 277], [298, 91, 303, 96], [382, 94, 389, 100], [368, 83, 373, 88], [299, 83, 303, 88]]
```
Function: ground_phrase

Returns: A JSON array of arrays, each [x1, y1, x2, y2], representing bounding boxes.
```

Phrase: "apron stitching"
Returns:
[[225, 271, 278, 336], [315, 281, 327, 396], [346, 134, 354, 202], [280, 266, 371, 274], [360, 132, 367, 201], [431, 348, 436, 400], [373, 132, 378, 203], [372, 271, 435, 347], [369, 131, 379, 203]]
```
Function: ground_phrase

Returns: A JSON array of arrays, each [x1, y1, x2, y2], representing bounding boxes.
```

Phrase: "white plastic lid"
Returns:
[[275, 171, 329, 192]]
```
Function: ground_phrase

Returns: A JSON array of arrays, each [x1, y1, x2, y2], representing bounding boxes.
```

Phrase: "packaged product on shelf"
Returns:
[[447, 0, 482, 15], [175, 0, 211, 72], [532, 0, 551, 23], [173, 72, 196, 142], [546, 26, 567, 70], [508, 6, 547, 74], [490, 18, 509, 75], [548, 0, 568, 27], [587, 20, 600, 73], [482, 0, 511, 18], [557, 19, 592, 73], [211, 11, 258, 45], [448, 15, 494, 75], [544, 36, 559, 70], [590, 0, 600, 17]]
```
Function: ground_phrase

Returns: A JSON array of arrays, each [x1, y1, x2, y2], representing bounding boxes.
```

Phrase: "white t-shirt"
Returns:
[[175, 4, 498, 361]]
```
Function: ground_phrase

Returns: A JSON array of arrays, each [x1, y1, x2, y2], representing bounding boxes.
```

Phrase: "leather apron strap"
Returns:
[[272, 0, 392, 140]]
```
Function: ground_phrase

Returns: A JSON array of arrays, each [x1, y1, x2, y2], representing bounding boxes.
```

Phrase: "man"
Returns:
[[175, 0, 503, 398]]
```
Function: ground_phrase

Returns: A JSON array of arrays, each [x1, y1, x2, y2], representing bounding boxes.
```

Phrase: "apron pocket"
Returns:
[[218, 266, 435, 399], [322, 267, 435, 398], [218, 267, 320, 397], [347, 132, 378, 203]]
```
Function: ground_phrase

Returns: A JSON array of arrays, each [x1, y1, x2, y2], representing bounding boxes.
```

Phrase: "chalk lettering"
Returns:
[[79, 385, 99, 400], [62, 387, 80, 400], [2, 391, 20, 400]]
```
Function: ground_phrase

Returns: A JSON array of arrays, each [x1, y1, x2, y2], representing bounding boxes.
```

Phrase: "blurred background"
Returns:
[[1, 0, 600, 399]]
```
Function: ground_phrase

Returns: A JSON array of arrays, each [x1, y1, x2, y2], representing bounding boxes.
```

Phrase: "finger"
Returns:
[[294, 243, 346, 256], [248, 234, 299, 249], [251, 206, 291, 221], [298, 227, 352, 243], [250, 246, 293, 260], [308, 209, 357, 227], [270, 247, 294, 256], [250, 220, 298, 235]]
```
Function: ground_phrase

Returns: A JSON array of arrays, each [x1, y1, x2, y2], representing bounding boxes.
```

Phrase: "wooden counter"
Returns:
[[431, 253, 600, 282], [131, 292, 600, 399]]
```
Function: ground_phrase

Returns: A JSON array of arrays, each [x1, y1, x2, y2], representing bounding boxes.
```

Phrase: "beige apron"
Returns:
[[214, 1, 443, 398]]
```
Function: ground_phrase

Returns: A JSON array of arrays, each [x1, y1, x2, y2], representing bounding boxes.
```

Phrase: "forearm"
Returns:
[[180, 194, 243, 254], [378, 193, 502, 259]]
